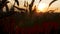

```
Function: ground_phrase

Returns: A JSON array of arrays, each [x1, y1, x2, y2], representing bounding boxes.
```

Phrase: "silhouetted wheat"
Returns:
[[0, 0, 9, 12], [14, 5, 25, 11], [49, 0, 57, 7], [15, 0, 19, 6], [47, 0, 57, 11], [29, 0, 35, 14]]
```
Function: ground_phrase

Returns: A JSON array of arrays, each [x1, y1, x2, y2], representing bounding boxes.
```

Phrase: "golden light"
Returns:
[[37, 3, 48, 13]]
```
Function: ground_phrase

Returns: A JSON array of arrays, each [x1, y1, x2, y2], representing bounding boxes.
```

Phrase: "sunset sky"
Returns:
[[7, 0, 60, 12]]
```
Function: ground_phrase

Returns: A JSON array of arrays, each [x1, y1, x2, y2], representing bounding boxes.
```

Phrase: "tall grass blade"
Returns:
[[49, 0, 57, 7]]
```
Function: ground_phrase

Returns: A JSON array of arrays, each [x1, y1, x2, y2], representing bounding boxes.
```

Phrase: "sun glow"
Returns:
[[37, 3, 48, 12]]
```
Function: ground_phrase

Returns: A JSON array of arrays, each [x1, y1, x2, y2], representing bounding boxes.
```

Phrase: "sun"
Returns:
[[37, 3, 47, 12]]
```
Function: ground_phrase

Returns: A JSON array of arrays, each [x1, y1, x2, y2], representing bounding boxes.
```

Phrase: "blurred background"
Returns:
[[0, 0, 60, 34]]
